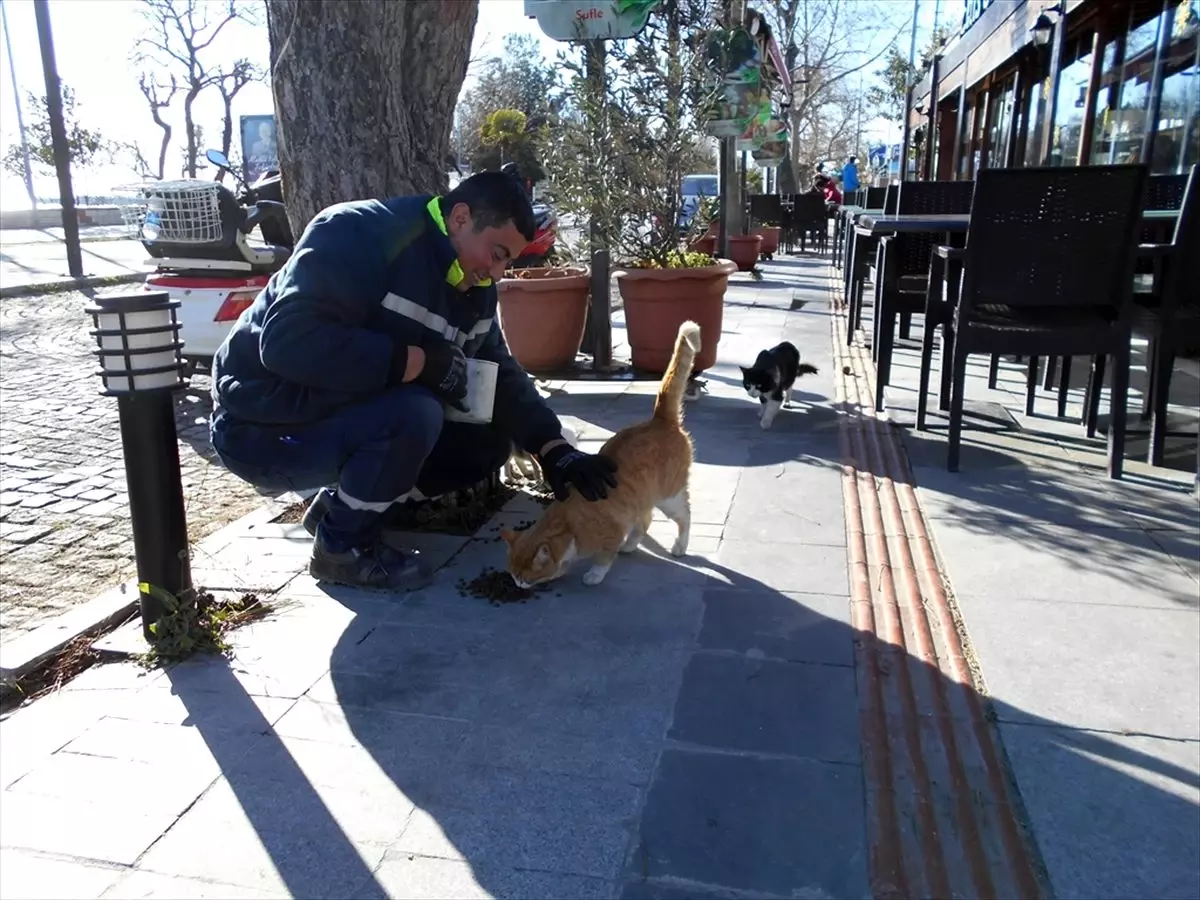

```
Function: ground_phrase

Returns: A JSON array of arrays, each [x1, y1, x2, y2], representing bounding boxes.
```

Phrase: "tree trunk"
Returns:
[[266, 0, 478, 237], [154, 123, 171, 181], [218, 93, 234, 184], [183, 89, 200, 178]]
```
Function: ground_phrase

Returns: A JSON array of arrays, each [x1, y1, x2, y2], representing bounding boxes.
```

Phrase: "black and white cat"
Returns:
[[740, 341, 819, 429]]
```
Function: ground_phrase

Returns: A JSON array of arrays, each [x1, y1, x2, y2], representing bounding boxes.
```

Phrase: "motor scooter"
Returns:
[[137, 148, 293, 372]]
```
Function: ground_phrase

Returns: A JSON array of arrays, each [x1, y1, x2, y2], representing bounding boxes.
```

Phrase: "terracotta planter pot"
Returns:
[[688, 234, 717, 255], [752, 226, 781, 255], [614, 259, 738, 374], [497, 266, 590, 373], [728, 234, 763, 271]]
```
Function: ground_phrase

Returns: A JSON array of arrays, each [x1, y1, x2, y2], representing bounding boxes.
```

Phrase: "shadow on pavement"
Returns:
[[150, 506, 1200, 899]]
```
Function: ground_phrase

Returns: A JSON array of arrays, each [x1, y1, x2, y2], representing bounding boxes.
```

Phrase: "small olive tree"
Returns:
[[545, 0, 720, 268]]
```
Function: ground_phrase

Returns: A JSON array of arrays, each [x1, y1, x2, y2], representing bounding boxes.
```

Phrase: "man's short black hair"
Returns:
[[444, 171, 536, 242]]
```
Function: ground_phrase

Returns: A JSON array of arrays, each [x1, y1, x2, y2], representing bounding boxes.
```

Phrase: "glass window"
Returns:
[[1025, 76, 1050, 165], [1112, 5, 1164, 165], [1091, 34, 1123, 163], [1050, 34, 1095, 165], [962, 91, 988, 177], [986, 75, 1017, 168], [1151, 1, 1200, 172], [958, 96, 977, 178]]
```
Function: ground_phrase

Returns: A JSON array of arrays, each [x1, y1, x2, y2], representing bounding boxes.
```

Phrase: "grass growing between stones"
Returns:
[[0, 626, 106, 715]]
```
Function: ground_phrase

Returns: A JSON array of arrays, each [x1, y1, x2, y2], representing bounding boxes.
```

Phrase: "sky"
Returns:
[[0, 0, 961, 210]]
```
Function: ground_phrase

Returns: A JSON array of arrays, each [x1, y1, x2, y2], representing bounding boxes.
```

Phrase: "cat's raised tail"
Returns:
[[653, 320, 702, 424]]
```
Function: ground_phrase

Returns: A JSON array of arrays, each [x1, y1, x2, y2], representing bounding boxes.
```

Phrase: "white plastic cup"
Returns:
[[444, 358, 499, 425]]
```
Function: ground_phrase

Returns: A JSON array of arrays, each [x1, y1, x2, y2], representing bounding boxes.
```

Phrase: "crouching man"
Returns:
[[209, 172, 617, 591]]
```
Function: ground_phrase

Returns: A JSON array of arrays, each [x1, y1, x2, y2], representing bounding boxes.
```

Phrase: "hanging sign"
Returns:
[[524, 0, 658, 41]]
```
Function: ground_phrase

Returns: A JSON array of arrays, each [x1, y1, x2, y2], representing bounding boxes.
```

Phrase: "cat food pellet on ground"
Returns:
[[457, 567, 544, 605]]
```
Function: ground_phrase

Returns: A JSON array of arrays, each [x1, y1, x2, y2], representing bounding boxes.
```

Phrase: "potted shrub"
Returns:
[[497, 265, 590, 373], [545, 0, 738, 375]]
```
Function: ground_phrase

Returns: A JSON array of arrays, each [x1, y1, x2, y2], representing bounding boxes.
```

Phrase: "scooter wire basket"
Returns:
[[137, 180, 224, 244]]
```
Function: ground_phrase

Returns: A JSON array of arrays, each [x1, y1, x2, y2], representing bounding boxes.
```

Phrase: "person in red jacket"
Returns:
[[815, 173, 843, 205]]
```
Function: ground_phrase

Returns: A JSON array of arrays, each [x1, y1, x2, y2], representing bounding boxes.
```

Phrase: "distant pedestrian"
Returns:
[[842, 156, 859, 194]]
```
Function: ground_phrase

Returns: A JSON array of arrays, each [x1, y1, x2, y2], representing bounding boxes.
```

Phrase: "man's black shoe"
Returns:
[[309, 531, 433, 592]]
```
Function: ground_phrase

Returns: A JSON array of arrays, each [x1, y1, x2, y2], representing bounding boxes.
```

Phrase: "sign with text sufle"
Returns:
[[524, 0, 657, 41]]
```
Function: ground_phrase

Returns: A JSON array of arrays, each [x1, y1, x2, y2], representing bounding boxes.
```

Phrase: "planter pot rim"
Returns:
[[613, 259, 738, 281], [498, 265, 591, 292], [729, 233, 763, 243]]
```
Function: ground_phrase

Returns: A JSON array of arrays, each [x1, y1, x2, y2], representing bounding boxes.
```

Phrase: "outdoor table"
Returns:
[[839, 206, 883, 300], [833, 204, 862, 269], [855, 213, 972, 235]]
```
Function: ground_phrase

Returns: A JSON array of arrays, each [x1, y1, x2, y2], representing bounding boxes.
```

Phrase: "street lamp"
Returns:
[[87, 290, 192, 642], [1031, 3, 1063, 47]]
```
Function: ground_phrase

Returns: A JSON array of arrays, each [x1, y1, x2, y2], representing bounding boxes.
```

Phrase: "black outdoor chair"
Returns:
[[1083, 166, 1199, 467], [871, 180, 977, 411], [915, 164, 1148, 478], [864, 186, 888, 210], [1022, 171, 1191, 411], [779, 193, 796, 253], [748, 193, 782, 229], [791, 190, 829, 254]]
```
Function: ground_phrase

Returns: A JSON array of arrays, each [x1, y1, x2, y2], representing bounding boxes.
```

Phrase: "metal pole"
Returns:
[[117, 392, 193, 640], [923, 55, 940, 180], [898, 0, 921, 185], [2, 0, 36, 210], [583, 39, 611, 370], [739, 150, 748, 234], [32, 0, 82, 277]]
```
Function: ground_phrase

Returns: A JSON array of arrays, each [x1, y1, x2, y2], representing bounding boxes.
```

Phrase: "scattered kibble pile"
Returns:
[[457, 567, 546, 605]]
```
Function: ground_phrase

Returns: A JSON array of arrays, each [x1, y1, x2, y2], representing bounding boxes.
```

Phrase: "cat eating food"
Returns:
[[740, 340, 819, 429], [500, 320, 701, 587]]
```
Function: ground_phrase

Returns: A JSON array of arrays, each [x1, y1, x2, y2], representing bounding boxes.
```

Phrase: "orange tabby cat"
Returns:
[[500, 320, 700, 587]]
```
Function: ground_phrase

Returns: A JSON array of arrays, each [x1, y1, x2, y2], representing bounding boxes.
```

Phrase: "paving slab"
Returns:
[[632, 748, 868, 899], [669, 652, 860, 763], [957, 594, 1200, 738], [0, 849, 124, 900], [999, 723, 1200, 900]]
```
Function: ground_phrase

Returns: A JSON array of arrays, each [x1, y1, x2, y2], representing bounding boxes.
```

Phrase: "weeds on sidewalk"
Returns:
[[136, 583, 268, 668], [0, 626, 107, 715]]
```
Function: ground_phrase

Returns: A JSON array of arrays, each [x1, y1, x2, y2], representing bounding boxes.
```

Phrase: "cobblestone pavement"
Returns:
[[0, 290, 266, 639]]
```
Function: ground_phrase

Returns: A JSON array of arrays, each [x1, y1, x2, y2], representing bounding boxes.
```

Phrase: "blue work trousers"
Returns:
[[211, 385, 512, 548]]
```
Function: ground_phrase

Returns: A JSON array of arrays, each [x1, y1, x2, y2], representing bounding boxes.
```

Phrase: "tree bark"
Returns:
[[266, 0, 478, 236], [183, 88, 200, 177]]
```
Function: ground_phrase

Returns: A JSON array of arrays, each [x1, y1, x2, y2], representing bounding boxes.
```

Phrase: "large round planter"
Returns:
[[614, 259, 737, 374], [752, 226, 780, 255], [497, 266, 590, 373], [728, 234, 763, 271]]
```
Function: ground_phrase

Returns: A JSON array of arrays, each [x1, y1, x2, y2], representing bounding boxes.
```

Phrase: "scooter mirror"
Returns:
[[205, 149, 232, 171]]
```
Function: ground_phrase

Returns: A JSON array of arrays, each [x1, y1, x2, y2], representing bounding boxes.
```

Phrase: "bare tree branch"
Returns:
[[132, 0, 257, 177]]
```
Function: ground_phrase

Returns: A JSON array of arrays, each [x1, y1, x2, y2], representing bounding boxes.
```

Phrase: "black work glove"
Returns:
[[417, 340, 469, 411], [539, 443, 618, 502]]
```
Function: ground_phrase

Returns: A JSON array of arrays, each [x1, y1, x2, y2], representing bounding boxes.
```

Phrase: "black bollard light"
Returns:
[[87, 290, 192, 642]]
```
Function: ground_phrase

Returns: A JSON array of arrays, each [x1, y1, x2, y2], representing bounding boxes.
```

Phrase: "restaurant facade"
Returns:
[[906, 0, 1199, 180]]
